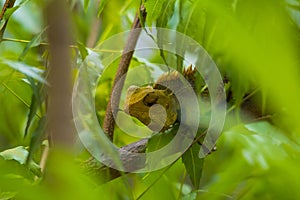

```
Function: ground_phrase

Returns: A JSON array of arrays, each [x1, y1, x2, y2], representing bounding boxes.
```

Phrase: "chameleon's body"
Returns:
[[124, 66, 197, 131]]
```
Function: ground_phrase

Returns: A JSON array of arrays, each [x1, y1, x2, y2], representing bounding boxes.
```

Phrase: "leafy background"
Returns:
[[0, 0, 300, 199]]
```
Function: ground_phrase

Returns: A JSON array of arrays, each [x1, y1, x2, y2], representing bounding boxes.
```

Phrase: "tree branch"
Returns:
[[82, 138, 149, 178], [103, 6, 146, 141]]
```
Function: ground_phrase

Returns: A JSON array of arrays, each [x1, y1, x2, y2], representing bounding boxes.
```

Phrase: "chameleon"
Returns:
[[124, 65, 197, 132]]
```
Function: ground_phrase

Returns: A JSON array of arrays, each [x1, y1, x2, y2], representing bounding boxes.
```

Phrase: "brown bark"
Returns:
[[46, 0, 75, 148], [103, 6, 146, 141]]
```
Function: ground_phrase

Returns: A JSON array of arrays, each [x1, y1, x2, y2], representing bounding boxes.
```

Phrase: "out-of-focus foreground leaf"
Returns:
[[200, 121, 300, 199]]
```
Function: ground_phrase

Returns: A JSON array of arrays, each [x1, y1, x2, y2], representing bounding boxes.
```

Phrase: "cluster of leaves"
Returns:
[[0, 0, 300, 199]]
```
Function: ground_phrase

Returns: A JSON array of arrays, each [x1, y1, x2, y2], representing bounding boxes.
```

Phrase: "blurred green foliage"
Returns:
[[0, 0, 300, 199]]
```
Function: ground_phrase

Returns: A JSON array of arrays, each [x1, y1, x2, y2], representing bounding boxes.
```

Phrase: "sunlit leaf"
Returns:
[[0, 145, 41, 177], [182, 191, 197, 200], [1, 60, 47, 84], [0, 146, 28, 164], [200, 120, 300, 199]]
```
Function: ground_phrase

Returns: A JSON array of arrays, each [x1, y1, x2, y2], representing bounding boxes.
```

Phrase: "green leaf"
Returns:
[[0, 192, 17, 200], [1, 60, 47, 84], [224, 121, 300, 170], [97, 0, 109, 17], [182, 144, 204, 189], [287, 4, 300, 11], [230, 73, 250, 107], [156, 0, 175, 28], [24, 77, 45, 138], [145, 0, 168, 26], [156, 0, 176, 65], [182, 191, 197, 200], [0, 66, 33, 143], [0, 146, 41, 178], [28, 160, 42, 177], [146, 127, 177, 169], [0, 19, 6, 30], [0, 146, 28, 164], [3, 0, 30, 20], [245, 121, 300, 151], [176, 0, 206, 55], [175, 0, 206, 70], [19, 26, 48, 61], [84, 0, 90, 12], [27, 117, 47, 163], [146, 131, 175, 152], [4, 7, 18, 20], [24, 77, 38, 138], [77, 41, 89, 61]]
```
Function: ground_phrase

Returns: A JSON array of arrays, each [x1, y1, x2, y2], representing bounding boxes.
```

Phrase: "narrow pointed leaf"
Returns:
[[24, 77, 45, 138], [97, 0, 109, 17], [145, 0, 168, 26], [19, 27, 48, 61], [182, 144, 204, 189], [2, 60, 47, 84]]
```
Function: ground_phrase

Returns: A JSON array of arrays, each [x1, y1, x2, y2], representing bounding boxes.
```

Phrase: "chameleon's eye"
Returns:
[[143, 93, 158, 107]]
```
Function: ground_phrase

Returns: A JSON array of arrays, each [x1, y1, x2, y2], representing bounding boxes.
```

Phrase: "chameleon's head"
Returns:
[[124, 85, 177, 132]]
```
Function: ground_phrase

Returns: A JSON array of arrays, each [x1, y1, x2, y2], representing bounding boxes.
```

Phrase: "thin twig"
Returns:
[[136, 163, 174, 200], [103, 6, 146, 141], [1, 37, 123, 53], [227, 88, 260, 114], [249, 114, 273, 122]]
